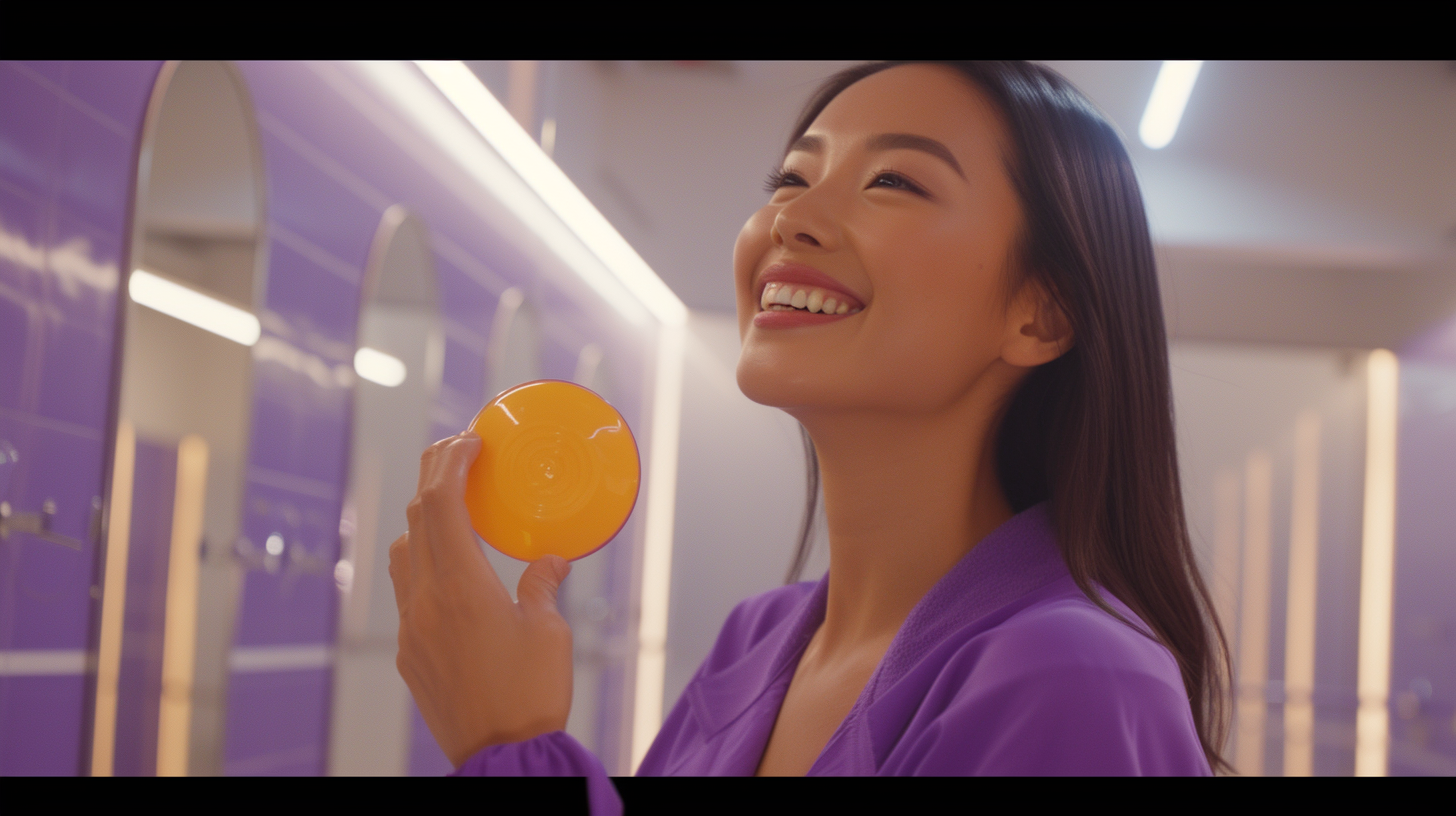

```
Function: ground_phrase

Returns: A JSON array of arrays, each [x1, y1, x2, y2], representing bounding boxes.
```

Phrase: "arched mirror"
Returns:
[[94, 61, 265, 777], [478, 288, 543, 599], [486, 287, 542, 400], [329, 206, 442, 775]]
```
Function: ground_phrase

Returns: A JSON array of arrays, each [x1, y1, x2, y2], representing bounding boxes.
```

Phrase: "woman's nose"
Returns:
[[770, 203, 836, 251]]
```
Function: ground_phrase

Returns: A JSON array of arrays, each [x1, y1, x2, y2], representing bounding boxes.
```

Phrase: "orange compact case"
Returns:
[[464, 380, 640, 562]]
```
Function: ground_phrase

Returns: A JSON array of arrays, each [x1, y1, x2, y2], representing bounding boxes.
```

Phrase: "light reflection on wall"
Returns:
[[1356, 349, 1399, 776], [1173, 343, 1368, 776], [1283, 412, 1321, 776], [1234, 449, 1273, 776]]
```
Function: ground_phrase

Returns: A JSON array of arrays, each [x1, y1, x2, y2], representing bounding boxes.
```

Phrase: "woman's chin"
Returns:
[[735, 359, 864, 414], [736, 359, 819, 410]]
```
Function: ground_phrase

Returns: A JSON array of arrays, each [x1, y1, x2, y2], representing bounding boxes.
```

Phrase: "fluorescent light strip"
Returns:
[[413, 61, 688, 329], [1355, 349, 1399, 777], [631, 322, 685, 773], [129, 269, 261, 346], [354, 347, 407, 387], [1139, 61, 1203, 150], [362, 64, 647, 328]]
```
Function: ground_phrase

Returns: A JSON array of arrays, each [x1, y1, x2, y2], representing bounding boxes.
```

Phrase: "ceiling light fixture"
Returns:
[[129, 269, 261, 347], [1139, 60, 1204, 150], [353, 346, 407, 387]]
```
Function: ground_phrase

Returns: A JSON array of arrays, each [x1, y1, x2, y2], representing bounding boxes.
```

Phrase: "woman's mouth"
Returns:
[[759, 282, 863, 316], [751, 262, 866, 329]]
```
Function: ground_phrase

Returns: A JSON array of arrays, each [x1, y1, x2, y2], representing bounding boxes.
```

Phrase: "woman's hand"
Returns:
[[389, 432, 574, 767]]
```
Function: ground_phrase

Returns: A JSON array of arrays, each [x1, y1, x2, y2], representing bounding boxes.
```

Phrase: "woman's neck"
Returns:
[[797, 387, 1015, 658]]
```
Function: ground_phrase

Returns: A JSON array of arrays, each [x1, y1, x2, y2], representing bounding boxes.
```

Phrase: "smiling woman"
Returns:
[[390, 61, 1224, 807]]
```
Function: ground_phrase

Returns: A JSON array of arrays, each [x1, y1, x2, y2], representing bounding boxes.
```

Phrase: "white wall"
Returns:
[[662, 312, 827, 710], [1170, 341, 1368, 774]]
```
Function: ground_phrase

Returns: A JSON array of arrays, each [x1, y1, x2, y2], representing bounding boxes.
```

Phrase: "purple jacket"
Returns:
[[454, 504, 1210, 810]]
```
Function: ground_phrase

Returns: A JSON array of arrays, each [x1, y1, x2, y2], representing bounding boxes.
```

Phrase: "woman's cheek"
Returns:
[[733, 208, 776, 331], [867, 285, 1004, 406]]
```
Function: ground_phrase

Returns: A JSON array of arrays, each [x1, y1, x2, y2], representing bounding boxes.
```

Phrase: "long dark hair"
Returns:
[[780, 61, 1230, 772]]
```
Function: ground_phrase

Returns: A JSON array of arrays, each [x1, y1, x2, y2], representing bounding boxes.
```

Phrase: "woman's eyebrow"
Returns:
[[788, 133, 965, 179], [865, 133, 964, 178], [788, 134, 824, 154]]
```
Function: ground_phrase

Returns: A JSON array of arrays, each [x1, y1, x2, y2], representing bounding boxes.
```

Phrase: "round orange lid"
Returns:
[[465, 380, 640, 562]]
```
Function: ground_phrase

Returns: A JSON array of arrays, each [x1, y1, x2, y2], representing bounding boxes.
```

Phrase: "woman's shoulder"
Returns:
[[879, 577, 1208, 775], [964, 576, 1183, 688]]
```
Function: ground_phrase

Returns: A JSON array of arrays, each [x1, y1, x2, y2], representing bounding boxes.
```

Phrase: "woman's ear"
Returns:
[[1001, 283, 1074, 368]]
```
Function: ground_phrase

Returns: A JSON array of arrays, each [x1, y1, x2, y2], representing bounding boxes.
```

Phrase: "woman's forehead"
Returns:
[[799, 64, 1009, 164]]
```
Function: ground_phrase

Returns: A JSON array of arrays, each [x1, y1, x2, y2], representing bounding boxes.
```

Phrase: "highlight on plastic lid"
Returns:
[[465, 380, 640, 562]]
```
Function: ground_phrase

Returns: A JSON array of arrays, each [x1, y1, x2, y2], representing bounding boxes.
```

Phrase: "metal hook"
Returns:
[[0, 499, 85, 550]]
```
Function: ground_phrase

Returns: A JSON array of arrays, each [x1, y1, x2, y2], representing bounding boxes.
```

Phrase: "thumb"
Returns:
[[517, 555, 571, 616]]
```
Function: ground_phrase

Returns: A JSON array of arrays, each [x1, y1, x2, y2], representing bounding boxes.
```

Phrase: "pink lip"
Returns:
[[754, 308, 850, 329], [756, 262, 867, 311]]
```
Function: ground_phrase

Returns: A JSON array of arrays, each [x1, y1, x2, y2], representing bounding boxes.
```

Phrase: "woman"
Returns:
[[388, 61, 1228, 799]]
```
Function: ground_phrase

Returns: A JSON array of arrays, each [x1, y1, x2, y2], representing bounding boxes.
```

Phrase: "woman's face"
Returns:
[[734, 64, 1029, 416]]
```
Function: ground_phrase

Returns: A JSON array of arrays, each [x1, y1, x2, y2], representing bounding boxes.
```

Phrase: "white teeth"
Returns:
[[758, 281, 862, 315]]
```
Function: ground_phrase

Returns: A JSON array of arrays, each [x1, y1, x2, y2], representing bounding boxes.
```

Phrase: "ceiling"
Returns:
[[471, 60, 1456, 351]]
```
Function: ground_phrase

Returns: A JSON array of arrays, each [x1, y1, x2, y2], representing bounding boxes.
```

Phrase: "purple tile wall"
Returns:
[[232, 482, 341, 646], [0, 677, 86, 774], [223, 668, 332, 776], [0, 60, 159, 776], [2, 59, 656, 776]]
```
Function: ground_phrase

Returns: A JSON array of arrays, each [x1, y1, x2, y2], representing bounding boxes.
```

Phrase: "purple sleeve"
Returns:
[[451, 731, 622, 815]]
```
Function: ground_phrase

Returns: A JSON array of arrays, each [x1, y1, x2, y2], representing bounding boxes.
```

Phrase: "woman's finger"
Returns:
[[388, 533, 412, 617], [411, 433, 513, 608], [405, 434, 460, 579], [416, 433, 457, 495], [418, 434, 491, 571]]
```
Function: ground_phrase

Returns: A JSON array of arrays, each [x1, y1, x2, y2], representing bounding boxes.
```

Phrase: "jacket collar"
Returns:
[[686, 576, 827, 740], [861, 501, 1066, 702], [686, 502, 1065, 744]]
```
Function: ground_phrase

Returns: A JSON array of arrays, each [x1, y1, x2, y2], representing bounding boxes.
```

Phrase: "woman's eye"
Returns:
[[763, 169, 807, 193], [869, 172, 925, 195]]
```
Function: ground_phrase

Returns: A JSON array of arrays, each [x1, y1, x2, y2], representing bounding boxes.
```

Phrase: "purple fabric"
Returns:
[[454, 503, 1208, 807], [452, 731, 622, 814]]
